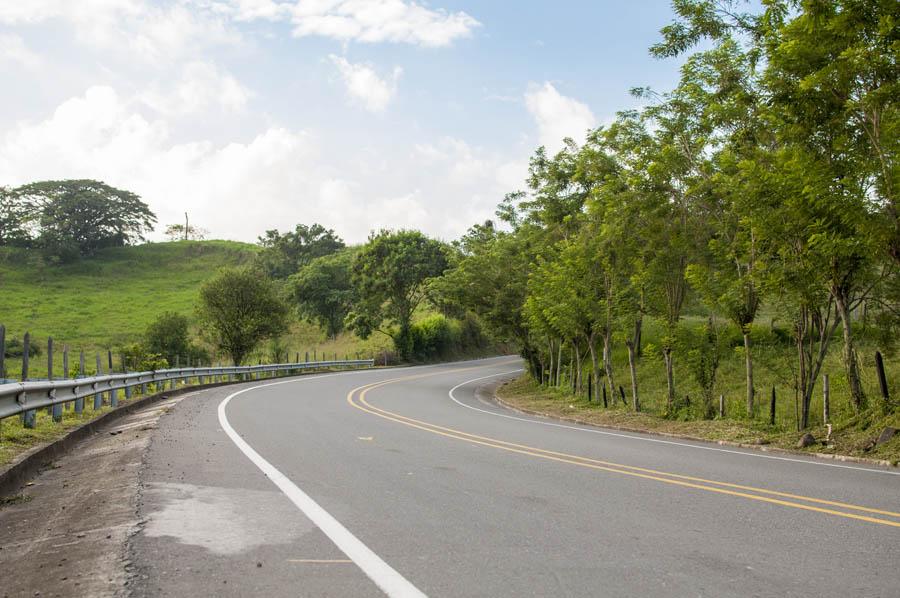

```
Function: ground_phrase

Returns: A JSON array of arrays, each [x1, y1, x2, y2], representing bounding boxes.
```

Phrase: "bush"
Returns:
[[3, 338, 42, 358], [411, 315, 456, 361], [120, 342, 169, 372]]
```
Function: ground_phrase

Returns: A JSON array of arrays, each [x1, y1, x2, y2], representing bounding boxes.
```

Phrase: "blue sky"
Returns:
[[0, 0, 685, 243]]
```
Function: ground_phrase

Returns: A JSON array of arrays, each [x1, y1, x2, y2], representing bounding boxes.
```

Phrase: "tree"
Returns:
[[164, 223, 208, 241], [256, 223, 345, 279], [0, 186, 34, 247], [291, 249, 355, 339], [145, 312, 192, 366], [197, 268, 290, 365], [12, 180, 156, 261], [346, 230, 449, 361]]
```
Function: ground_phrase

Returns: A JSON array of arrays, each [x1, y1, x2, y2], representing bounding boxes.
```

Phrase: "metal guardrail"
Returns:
[[0, 359, 374, 420]]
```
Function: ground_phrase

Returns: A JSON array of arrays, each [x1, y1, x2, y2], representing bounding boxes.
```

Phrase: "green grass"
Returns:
[[0, 241, 402, 378]]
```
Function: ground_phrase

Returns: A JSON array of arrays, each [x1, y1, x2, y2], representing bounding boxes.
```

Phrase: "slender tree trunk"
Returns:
[[547, 339, 554, 386], [556, 341, 563, 388], [588, 334, 601, 405], [626, 340, 639, 411], [834, 291, 866, 411], [663, 346, 675, 410], [602, 328, 616, 401], [573, 340, 583, 395], [633, 315, 643, 359], [743, 329, 754, 416]]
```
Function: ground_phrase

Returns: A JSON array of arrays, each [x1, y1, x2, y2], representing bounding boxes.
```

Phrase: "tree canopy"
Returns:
[[1, 179, 156, 262], [256, 223, 345, 279], [346, 230, 449, 360], [196, 267, 290, 365]]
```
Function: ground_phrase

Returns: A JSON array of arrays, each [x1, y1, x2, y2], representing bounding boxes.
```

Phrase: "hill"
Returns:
[[0, 241, 396, 378]]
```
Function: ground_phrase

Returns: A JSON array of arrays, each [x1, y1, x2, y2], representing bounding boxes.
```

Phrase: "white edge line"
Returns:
[[218, 371, 427, 598], [449, 370, 900, 477]]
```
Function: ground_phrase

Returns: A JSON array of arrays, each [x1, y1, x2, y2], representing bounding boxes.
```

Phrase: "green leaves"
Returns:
[[346, 230, 449, 360], [196, 267, 290, 365]]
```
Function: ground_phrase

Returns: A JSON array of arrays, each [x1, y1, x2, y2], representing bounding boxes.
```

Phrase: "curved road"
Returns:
[[130, 356, 900, 597]]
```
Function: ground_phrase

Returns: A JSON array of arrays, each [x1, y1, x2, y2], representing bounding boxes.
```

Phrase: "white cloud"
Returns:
[[0, 86, 525, 244], [288, 0, 479, 47], [329, 54, 401, 112], [0, 33, 41, 68], [524, 82, 596, 153], [140, 61, 253, 115], [0, 0, 240, 64]]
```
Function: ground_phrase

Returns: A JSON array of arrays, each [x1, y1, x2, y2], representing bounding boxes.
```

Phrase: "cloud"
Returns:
[[0, 33, 41, 68], [0, 0, 240, 64], [140, 61, 253, 115], [288, 0, 480, 47], [0, 87, 524, 244], [329, 55, 401, 112], [524, 82, 596, 153], [0, 86, 316, 240]]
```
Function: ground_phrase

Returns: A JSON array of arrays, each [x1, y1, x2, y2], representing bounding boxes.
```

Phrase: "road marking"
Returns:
[[218, 372, 427, 598], [347, 368, 900, 528], [448, 370, 900, 477]]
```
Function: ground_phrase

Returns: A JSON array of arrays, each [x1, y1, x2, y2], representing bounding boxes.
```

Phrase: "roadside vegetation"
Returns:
[[1, 0, 897, 464]]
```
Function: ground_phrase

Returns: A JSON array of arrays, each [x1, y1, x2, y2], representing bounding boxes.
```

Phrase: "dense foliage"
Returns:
[[0, 180, 156, 262], [437, 0, 899, 429], [196, 267, 290, 365]]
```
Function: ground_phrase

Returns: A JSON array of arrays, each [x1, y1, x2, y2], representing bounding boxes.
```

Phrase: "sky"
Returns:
[[0, 0, 685, 244]]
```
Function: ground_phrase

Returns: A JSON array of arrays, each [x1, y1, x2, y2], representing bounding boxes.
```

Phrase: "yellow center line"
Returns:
[[346, 366, 900, 528]]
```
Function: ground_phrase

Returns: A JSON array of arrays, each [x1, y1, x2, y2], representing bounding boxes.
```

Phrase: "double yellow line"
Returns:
[[347, 366, 900, 529]]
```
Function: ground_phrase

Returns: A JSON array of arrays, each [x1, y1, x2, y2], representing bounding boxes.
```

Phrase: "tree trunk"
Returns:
[[588, 335, 601, 405], [633, 315, 643, 358], [546, 339, 554, 386], [743, 329, 755, 416], [602, 329, 616, 401], [626, 340, 639, 411], [556, 341, 563, 388], [573, 340, 583, 395], [663, 346, 675, 409], [834, 292, 866, 411]]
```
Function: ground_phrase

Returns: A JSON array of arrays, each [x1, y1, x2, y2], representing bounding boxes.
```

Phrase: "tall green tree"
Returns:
[[346, 230, 449, 361], [12, 180, 156, 262], [197, 268, 290, 365], [291, 249, 355, 339], [256, 223, 344, 279]]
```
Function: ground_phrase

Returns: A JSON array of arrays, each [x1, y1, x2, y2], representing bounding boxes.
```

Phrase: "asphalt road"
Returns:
[[130, 356, 900, 597]]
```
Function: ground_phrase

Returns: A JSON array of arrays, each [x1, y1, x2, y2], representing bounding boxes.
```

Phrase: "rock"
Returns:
[[796, 432, 816, 448], [876, 427, 897, 446]]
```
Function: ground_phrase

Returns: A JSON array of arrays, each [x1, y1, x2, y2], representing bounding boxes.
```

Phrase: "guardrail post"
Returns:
[[50, 338, 63, 422], [0, 324, 5, 379], [94, 353, 103, 409], [110, 386, 118, 408], [62, 345, 70, 410], [22, 332, 36, 428], [75, 349, 85, 414]]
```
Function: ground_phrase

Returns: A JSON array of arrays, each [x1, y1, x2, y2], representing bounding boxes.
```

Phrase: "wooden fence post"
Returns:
[[875, 351, 890, 404], [719, 394, 725, 418], [769, 386, 776, 426], [823, 374, 830, 425]]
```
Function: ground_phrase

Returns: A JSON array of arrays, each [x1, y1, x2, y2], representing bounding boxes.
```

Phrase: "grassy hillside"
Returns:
[[0, 241, 396, 378]]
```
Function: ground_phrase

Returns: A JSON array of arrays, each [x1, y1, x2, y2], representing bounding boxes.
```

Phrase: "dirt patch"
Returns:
[[0, 395, 188, 597]]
